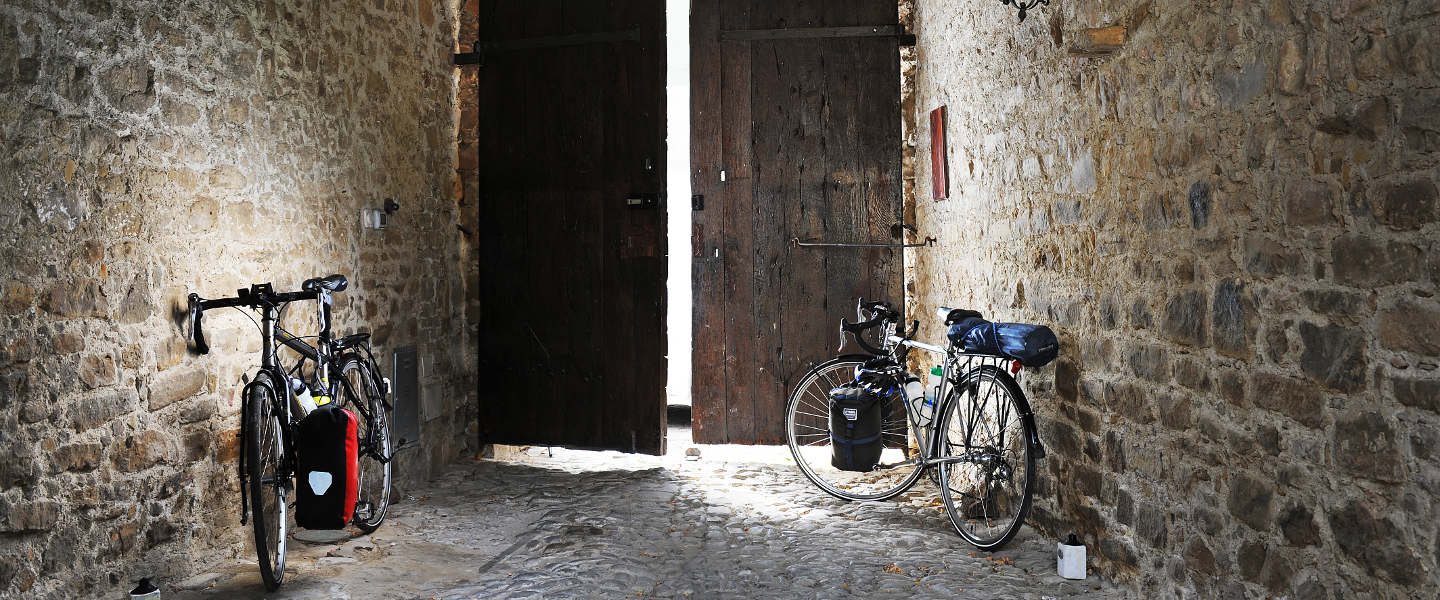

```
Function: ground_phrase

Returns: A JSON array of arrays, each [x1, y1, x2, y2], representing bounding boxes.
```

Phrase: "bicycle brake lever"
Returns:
[[187, 293, 210, 355], [838, 318, 886, 356]]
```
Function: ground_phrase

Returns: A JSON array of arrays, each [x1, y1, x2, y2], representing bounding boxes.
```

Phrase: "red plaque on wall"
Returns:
[[930, 106, 948, 200]]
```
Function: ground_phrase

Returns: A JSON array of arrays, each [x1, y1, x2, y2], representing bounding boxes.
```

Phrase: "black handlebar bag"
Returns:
[[828, 383, 884, 472], [295, 405, 359, 529]]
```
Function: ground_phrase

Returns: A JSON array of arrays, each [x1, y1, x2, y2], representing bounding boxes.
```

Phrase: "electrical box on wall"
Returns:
[[392, 346, 420, 449]]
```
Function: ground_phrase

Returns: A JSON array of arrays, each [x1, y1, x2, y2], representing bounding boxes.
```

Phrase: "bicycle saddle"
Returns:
[[302, 274, 348, 292]]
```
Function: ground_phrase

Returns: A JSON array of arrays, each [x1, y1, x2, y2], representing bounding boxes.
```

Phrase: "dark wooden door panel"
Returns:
[[478, 0, 666, 455], [691, 0, 903, 444]]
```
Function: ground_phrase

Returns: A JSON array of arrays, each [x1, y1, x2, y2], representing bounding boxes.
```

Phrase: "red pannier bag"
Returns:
[[294, 404, 359, 529]]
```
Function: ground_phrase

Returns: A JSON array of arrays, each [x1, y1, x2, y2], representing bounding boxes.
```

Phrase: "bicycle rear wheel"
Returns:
[[784, 356, 924, 501], [247, 374, 288, 590], [936, 365, 1034, 550], [338, 355, 391, 533]]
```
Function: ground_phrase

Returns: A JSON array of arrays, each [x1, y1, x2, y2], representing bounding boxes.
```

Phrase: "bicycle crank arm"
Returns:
[[922, 452, 1001, 467], [874, 457, 926, 471]]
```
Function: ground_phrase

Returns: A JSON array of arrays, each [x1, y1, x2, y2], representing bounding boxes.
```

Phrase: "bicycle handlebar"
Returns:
[[838, 297, 910, 355], [187, 281, 329, 355]]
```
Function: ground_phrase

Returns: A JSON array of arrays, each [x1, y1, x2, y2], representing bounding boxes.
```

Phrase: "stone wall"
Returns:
[[0, 0, 477, 597], [909, 0, 1439, 597]]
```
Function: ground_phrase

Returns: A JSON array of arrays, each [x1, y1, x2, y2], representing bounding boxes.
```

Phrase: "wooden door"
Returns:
[[476, 0, 667, 454], [691, 0, 905, 444]]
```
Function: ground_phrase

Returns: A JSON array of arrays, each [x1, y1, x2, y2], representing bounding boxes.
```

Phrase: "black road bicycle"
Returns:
[[187, 275, 393, 590], [784, 299, 1048, 551]]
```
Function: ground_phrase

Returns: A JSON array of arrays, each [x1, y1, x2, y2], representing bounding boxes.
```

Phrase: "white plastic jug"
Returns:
[[1057, 534, 1086, 579]]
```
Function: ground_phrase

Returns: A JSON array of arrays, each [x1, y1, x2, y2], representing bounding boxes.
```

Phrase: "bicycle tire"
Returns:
[[936, 365, 1035, 551], [785, 356, 925, 502], [247, 373, 288, 590], [338, 354, 391, 533]]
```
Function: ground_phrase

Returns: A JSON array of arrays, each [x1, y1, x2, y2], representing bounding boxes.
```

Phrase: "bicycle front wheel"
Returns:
[[338, 355, 391, 533], [247, 374, 288, 590], [784, 356, 924, 501], [936, 365, 1035, 550]]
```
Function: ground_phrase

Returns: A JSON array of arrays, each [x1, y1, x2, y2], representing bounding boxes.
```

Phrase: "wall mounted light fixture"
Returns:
[[1001, 0, 1050, 22]]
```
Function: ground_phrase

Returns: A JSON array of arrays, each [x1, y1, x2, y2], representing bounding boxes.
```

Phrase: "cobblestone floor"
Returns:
[[169, 421, 1134, 599]]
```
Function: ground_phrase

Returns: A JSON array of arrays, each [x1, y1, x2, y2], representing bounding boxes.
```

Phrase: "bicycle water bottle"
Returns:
[[922, 366, 943, 422], [291, 377, 318, 416], [902, 376, 925, 423]]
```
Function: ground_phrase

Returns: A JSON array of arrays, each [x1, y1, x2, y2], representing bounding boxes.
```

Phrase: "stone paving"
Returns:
[[167, 422, 1134, 599]]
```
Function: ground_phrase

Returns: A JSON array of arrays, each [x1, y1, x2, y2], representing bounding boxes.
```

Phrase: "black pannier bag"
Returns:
[[828, 382, 884, 472], [948, 318, 1060, 368], [294, 404, 359, 530]]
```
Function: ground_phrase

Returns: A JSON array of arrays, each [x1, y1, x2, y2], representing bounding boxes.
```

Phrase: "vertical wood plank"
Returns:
[[689, 0, 727, 444], [751, 0, 824, 445], [717, 0, 756, 444]]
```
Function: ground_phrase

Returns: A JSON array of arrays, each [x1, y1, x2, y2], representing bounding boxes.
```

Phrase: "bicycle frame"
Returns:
[[883, 335, 1047, 466]]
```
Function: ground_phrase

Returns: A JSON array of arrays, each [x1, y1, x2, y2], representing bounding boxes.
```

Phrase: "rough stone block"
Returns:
[[1125, 343, 1169, 383], [148, 366, 206, 411], [1158, 394, 1193, 430], [1243, 236, 1301, 279], [1212, 280, 1255, 359], [1332, 236, 1422, 287], [1218, 56, 1267, 109], [1237, 540, 1267, 580], [54, 443, 101, 475], [1401, 88, 1440, 154], [1128, 299, 1153, 330], [0, 497, 60, 533], [1161, 290, 1207, 346], [79, 354, 117, 389], [1407, 0, 1440, 19], [1393, 377, 1439, 413], [1185, 538, 1217, 574], [1297, 322, 1368, 393], [178, 398, 215, 424], [1071, 149, 1097, 194], [1259, 426, 1283, 457], [1250, 372, 1324, 428], [1174, 357, 1212, 392], [41, 278, 108, 319], [1278, 39, 1305, 95], [1072, 463, 1102, 497], [0, 366, 28, 411], [1188, 181, 1211, 229], [99, 62, 154, 113], [1329, 500, 1424, 587], [1378, 300, 1440, 356], [1285, 180, 1336, 226], [1105, 381, 1154, 424], [1333, 412, 1401, 482], [1277, 504, 1321, 547], [156, 336, 185, 371], [116, 272, 152, 324], [1300, 289, 1373, 321], [1135, 503, 1168, 548], [113, 429, 171, 472], [1378, 180, 1437, 231], [1220, 369, 1246, 407], [52, 332, 84, 354], [1141, 192, 1182, 230], [1055, 360, 1078, 402], [1413, 427, 1440, 462], [1227, 474, 1275, 532], [69, 390, 133, 432], [2, 281, 36, 314]]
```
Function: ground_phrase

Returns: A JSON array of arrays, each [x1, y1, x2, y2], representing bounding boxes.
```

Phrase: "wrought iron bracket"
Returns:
[[791, 237, 936, 249]]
